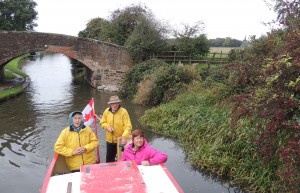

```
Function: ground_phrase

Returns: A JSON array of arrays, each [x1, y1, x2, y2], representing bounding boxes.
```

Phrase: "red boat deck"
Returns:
[[81, 161, 147, 193]]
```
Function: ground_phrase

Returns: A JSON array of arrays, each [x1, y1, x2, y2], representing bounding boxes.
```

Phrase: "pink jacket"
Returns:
[[120, 140, 168, 165]]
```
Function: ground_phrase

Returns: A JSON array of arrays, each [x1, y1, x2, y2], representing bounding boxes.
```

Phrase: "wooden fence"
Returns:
[[149, 51, 229, 64]]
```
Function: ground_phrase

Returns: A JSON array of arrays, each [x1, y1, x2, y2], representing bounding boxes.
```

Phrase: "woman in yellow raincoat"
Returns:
[[54, 111, 98, 172]]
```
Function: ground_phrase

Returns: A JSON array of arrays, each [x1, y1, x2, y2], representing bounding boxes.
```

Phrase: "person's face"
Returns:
[[110, 102, 120, 111], [72, 114, 83, 128], [133, 135, 144, 147]]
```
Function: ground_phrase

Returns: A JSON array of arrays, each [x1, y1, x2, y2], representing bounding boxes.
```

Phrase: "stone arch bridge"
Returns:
[[0, 31, 133, 90]]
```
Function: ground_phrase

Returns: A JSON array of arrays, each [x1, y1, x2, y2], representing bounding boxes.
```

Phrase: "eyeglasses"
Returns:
[[134, 137, 144, 140]]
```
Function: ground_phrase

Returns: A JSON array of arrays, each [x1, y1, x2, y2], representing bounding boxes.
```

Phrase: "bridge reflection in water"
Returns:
[[0, 54, 243, 193]]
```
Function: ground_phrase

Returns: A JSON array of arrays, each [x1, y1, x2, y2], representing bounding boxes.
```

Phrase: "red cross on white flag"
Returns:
[[81, 98, 100, 163], [82, 98, 95, 126]]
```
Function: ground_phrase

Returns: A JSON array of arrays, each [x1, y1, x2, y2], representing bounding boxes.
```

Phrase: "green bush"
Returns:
[[147, 65, 199, 105], [119, 59, 169, 99], [129, 63, 199, 106]]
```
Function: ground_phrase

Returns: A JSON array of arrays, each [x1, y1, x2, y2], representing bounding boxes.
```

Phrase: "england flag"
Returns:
[[82, 98, 95, 126]]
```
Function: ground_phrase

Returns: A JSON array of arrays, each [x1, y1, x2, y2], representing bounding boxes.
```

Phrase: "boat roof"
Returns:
[[46, 161, 183, 193]]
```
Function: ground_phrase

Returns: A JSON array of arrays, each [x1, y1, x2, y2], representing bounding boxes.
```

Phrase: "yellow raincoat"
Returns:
[[100, 107, 132, 143], [54, 125, 98, 171]]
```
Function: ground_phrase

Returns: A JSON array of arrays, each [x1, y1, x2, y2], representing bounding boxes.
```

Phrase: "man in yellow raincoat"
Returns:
[[100, 96, 132, 162]]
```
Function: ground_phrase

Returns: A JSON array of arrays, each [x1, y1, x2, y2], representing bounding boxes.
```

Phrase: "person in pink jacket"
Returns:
[[120, 129, 168, 166]]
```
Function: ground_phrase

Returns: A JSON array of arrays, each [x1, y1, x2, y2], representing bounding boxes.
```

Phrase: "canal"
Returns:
[[0, 53, 242, 193]]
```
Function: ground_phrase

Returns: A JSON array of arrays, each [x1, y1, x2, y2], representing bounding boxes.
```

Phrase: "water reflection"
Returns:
[[23, 53, 74, 114]]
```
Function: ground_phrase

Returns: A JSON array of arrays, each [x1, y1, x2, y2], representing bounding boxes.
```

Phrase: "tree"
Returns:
[[208, 38, 224, 47], [79, 4, 168, 63], [172, 21, 209, 57], [208, 37, 242, 47], [193, 34, 210, 57], [173, 21, 205, 39], [109, 4, 148, 46], [125, 14, 168, 62], [78, 17, 112, 41], [0, 0, 38, 31]]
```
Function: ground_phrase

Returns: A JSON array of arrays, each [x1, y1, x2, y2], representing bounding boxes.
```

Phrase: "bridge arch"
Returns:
[[0, 31, 133, 89]]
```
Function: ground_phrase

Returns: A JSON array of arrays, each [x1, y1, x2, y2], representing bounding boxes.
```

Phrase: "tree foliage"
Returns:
[[171, 21, 209, 57], [0, 0, 38, 31], [109, 4, 148, 46], [78, 4, 149, 45], [78, 4, 168, 63], [208, 37, 242, 47], [125, 15, 167, 62], [78, 17, 112, 41], [173, 21, 204, 38]]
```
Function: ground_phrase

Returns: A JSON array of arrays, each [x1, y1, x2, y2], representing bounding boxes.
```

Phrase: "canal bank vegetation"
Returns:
[[140, 81, 275, 192], [0, 55, 28, 101], [120, 1, 300, 192], [0, 87, 24, 101], [4, 70, 17, 79], [119, 59, 199, 106], [4, 55, 28, 78]]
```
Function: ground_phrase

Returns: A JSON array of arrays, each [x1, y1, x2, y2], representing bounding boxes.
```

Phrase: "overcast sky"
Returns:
[[34, 0, 277, 40]]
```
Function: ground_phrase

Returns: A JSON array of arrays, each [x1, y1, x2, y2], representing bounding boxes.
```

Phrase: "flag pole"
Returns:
[[93, 115, 100, 163], [91, 98, 100, 164]]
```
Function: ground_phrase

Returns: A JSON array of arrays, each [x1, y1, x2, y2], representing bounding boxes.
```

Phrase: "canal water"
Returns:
[[0, 53, 242, 193]]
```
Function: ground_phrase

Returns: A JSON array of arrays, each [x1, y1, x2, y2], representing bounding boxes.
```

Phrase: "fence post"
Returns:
[[0, 66, 4, 82], [174, 52, 176, 64]]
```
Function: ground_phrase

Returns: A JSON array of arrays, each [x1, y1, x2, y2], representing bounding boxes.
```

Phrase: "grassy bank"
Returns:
[[4, 71, 17, 79], [140, 82, 280, 192], [0, 55, 28, 102], [0, 87, 25, 101], [5, 55, 28, 77]]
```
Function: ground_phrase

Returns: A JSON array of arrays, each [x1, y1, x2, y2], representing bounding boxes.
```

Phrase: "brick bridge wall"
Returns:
[[0, 31, 133, 89]]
